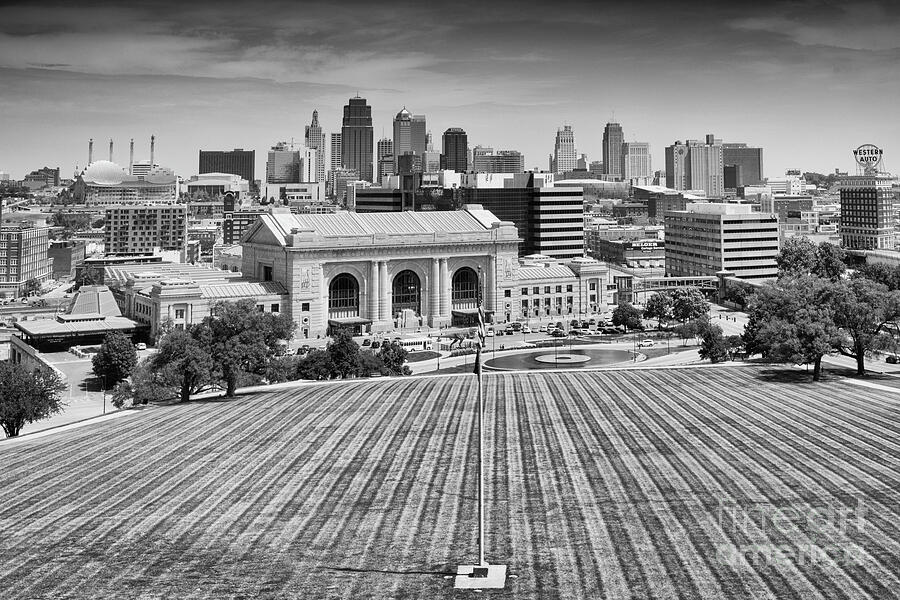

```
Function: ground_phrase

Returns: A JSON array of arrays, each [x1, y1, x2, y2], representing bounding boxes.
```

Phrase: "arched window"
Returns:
[[392, 270, 421, 315], [452, 267, 479, 308], [329, 273, 359, 318]]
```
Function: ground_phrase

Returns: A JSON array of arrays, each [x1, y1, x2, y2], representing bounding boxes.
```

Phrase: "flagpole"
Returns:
[[454, 303, 506, 589], [476, 342, 485, 566]]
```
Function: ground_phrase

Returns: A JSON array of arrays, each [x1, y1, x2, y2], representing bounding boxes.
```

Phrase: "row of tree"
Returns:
[[611, 287, 712, 334], [742, 238, 900, 380], [91, 299, 413, 407]]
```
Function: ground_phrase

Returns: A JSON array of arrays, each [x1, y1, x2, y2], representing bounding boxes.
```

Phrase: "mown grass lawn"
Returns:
[[0, 367, 898, 599]]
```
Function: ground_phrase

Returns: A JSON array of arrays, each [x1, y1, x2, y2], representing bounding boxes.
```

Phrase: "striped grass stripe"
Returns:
[[0, 366, 897, 599]]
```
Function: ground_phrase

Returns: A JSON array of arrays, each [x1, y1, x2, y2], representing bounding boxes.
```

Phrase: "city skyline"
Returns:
[[1, 0, 898, 180]]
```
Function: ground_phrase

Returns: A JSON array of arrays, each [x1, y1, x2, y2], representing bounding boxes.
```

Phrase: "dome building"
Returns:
[[73, 159, 177, 206], [72, 138, 178, 206]]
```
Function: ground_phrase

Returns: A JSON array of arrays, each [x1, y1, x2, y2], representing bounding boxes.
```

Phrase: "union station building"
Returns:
[[241, 207, 610, 338]]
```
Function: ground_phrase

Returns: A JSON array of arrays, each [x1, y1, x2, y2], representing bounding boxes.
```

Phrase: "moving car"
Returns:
[[551, 329, 567, 337], [637, 339, 655, 348]]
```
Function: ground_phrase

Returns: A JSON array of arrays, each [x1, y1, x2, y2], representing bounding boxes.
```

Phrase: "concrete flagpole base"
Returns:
[[453, 563, 507, 589]]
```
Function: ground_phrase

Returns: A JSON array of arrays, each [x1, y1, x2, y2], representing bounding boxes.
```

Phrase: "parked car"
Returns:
[[539, 324, 548, 332], [135, 342, 147, 351], [362, 338, 371, 346], [555, 321, 564, 329], [551, 329, 567, 337], [637, 339, 655, 348], [521, 326, 532, 334], [485, 329, 495, 337], [588, 318, 597, 325], [887, 355, 899, 364], [371, 341, 381, 349], [570, 319, 580, 328], [602, 327, 619, 335], [510, 322, 523, 331]]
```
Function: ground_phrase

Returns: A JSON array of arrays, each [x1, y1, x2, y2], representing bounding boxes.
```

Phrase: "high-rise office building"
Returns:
[[392, 108, 426, 174], [198, 149, 255, 184], [304, 110, 325, 183], [664, 134, 724, 198], [0, 224, 52, 296], [329, 133, 342, 174], [722, 143, 764, 187], [441, 128, 468, 172], [472, 147, 525, 173], [341, 96, 374, 182], [377, 138, 394, 181], [266, 142, 300, 184], [840, 173, 896, 250], [621, 142, 652, 185], [665, 203, 779, 279], [552, 125, 576, 174], [602, 122, 624, 181]]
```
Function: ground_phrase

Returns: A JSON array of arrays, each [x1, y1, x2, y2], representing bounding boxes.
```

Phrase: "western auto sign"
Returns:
[[854, 144, 883, 167]]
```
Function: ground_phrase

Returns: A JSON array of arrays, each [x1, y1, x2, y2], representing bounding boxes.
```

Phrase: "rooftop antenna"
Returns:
[[88, 138, 94, 164], [129, 138, 134, 175], [108, 138, 113, 162], [150, 135, 155, 166]]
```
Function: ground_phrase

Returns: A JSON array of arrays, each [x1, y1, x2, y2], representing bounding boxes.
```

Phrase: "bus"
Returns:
[[394, 337, 432, 352]]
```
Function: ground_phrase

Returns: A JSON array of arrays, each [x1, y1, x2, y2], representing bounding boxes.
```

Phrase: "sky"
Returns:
[[1, 0, 898, 181]]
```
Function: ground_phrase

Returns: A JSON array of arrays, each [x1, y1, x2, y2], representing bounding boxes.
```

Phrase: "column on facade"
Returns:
[[369, 260, 379, 322], [486, 255, 497, 315], [430, 258, 440, 320], [379, 261, 389, 321], [439, 258, 450, 317]]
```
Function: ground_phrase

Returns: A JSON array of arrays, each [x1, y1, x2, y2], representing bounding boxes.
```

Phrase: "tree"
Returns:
[[644, 292, 673, 329], [91, 332, 138, 389], [78, 266, 103, 287], [671, 287, 710, 324], [743, 277, 841, 380], [150, 330, 216, 402], [22, 278, 42, 297], [777, 238, 846, 281], [814, 242, 846, 281], [110, 381, 134, 409], [266, 355, 301, 384], [826, 278, 900, 376], [377, 341, 412, 376], [612, 302, 643, 332], [0, 362, 67, 438], [193, 299, 296, 396], [296, 349, 334, 380], [855, 263, 900, 291], [776, 236, 818, 278], [699, 323, 729, 363], [326, 328, 361, 379], [131, 360, 178, 405]]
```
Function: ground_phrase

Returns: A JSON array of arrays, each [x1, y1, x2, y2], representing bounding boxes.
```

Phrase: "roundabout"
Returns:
[[533, 353, 592, 365], [484, 347, 635, 371]]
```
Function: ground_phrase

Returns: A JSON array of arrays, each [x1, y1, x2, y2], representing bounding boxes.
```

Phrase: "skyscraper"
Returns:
[[392, 107, 426, 173], [722, 143, 764, 187], [602, 122, 624, 181], [199, 149, 255, 184], [665, 134, 724, 198], [552, 125, 576, 174], [441, 128, 468, 172], [266, 142, 300, 184], [329, 133, 342, 174], [304, 110, 325, 183], [377, 138, 394, 181], [621, 142, 652, 185], [341, 96, 374, 182]]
